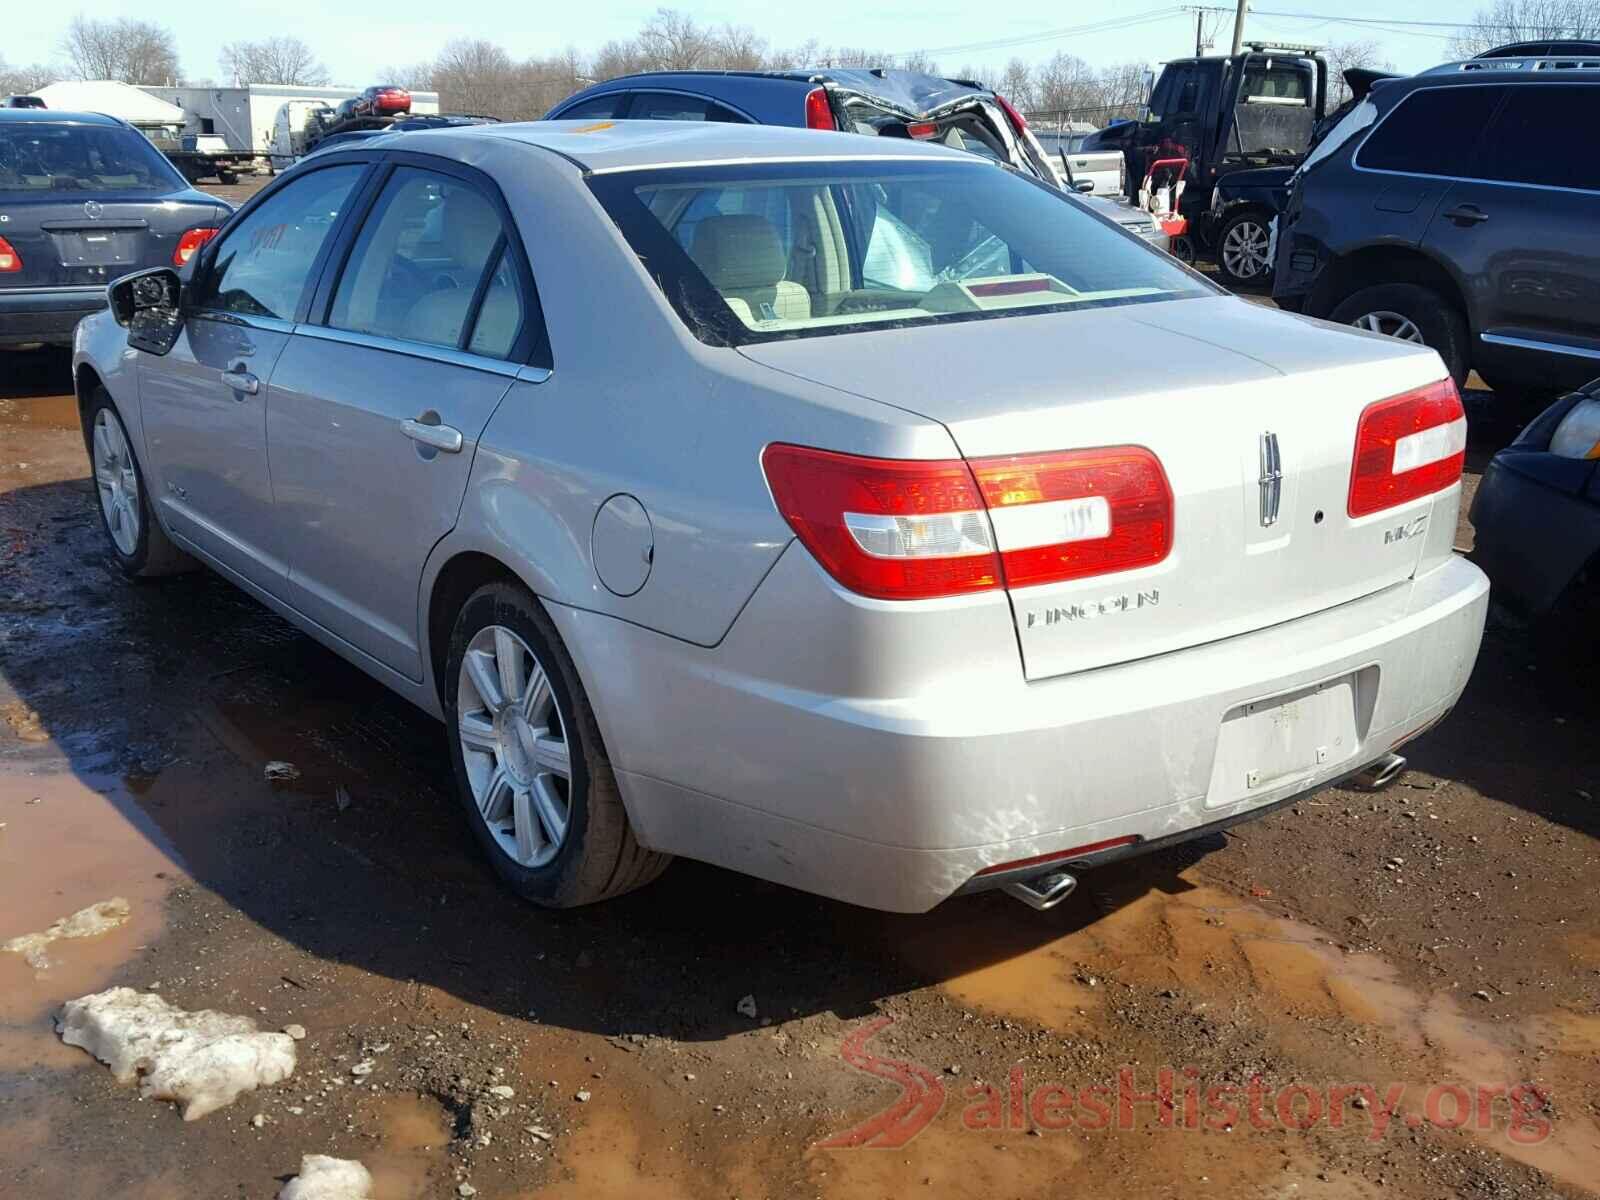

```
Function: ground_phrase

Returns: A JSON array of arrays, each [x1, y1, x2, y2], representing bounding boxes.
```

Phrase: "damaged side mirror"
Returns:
[[108, 267, 183, 356]]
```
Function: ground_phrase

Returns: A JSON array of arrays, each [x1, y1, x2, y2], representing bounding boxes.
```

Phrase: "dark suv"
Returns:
[[1272, 57, 1600, 394]]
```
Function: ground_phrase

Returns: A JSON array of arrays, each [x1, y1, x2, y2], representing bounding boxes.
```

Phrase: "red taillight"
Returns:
[[761, 443, 1173, 601], [803, 86, 836, 131], [1347, 379, 1466, 518], [173, 226, 220, 266], [0, 235, 21, 273], [971, 446, 1174, 588], [974, 834, 1141, 876], [906, 121, 939, 139], [993, 92, 1029, 134]]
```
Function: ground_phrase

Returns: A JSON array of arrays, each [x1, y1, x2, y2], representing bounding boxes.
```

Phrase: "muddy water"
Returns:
[[367, 1093, 454, 1200]]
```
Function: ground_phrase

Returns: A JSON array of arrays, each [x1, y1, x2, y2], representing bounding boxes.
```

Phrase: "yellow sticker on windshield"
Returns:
[[573, 121, 615, 133]]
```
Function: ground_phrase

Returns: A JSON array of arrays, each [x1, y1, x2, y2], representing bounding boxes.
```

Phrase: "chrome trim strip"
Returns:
[[1480, 331, 1600, 361], [189, 309, 297, 336], [292, 324, 522, 377], [586, 153, 987, 175], [516, 364, 553, 384]]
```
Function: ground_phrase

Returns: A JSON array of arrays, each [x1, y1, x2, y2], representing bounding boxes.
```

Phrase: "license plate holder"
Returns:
[[52, 229, 140, 267], [1206, 674, 1362, 808]]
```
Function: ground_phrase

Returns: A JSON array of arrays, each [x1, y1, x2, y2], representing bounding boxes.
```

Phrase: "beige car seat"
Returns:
[[688, 214, 811, 322]]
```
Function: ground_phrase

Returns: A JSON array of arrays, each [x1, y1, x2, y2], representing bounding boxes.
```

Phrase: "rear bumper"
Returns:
[[0, 287, 106, 347], [1470, 455, 1600, 617], [556, 550, 1489, 912]]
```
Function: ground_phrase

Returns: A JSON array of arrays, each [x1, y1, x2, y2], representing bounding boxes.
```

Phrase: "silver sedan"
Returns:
[[73, 122, 1488, 912]]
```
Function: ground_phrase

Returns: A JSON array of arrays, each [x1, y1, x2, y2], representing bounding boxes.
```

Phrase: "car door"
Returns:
[[139, 161, 369, 596], [265, 157, 544, 680], [1424, 82, 1600, 373]]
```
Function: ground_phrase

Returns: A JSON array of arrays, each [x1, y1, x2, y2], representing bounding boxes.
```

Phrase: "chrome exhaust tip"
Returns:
[[1352, 752, 1407, 792], [1002, 869, 1078, 911]]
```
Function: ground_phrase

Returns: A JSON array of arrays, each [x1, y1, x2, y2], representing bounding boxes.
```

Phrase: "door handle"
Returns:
[[1443, 204, 1488, 226], [400, 418, 464, 454], [220, 366, 259, 395]]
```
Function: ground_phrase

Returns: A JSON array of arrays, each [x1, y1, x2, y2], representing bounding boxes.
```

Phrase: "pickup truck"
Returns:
[[1034, 130, 1126, 197]]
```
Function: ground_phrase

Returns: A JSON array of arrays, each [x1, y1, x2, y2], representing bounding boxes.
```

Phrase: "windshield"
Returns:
[[590, 159, 1212, 345], [0, 122, 185, 196]]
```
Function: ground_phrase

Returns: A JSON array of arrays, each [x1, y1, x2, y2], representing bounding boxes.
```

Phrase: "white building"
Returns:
[[141, 84, 440, 154]]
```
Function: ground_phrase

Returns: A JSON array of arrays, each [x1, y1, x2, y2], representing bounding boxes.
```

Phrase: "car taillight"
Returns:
[[173, 226, 220, 266], [1347, 379, 1467, 518], [906, 121, 939, 139], [969, 446, 1174, 588], [0, 235, 19, 272], [993, 92, 1029, 135], [761, 443, 1173, 600], [804, 87, 836, 131]]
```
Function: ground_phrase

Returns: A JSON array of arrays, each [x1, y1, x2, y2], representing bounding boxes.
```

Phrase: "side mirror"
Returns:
[[108, 267, 183, 356], [1074, 179, 1095, 193]]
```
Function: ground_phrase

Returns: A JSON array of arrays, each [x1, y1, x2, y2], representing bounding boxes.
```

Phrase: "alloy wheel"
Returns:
[[1221, 220, 1271, 279], [93, 408, 140, 556], [1351, 310, 1424, 343], [455, 625, 572, 868]]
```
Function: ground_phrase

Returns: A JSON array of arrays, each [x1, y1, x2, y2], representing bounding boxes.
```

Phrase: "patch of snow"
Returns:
[[278, 1154, 373, 1200], [56, 987, 296, 1120], [3, 898, 131, 969]]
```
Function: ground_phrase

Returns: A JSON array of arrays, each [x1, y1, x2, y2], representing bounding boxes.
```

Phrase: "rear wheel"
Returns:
[[1329, 283, 1469, 387], [217, 169, 239, 185], [87, 391, 193, 579], [1214, 210, 1274, 289], [444, 581, 670, 907]]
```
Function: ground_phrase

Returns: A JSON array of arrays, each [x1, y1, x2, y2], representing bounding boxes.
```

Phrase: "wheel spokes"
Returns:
[[459, 710, 497, 754], [463, 648, 505, 713], [521, 663, 552, 725], [530, 774, 568, 847], [513, 786, 545, 863], [530, 731, 569, 777], [494, 628, 524, 710], [479, 765, 513, 823]]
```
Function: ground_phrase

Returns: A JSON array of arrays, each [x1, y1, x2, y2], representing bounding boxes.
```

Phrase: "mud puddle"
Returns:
[[366, 1092, 454, 1200]]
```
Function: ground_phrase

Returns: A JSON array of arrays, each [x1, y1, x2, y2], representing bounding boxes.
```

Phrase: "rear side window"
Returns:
[[555, 94, 625, 120], [1476, 85, 1600, 191], [328, 166, 523, 355], [0, 122, 185, 196], [194, 164, 364, 320], [626, 92, 745, 122], [1357, 86, 1507, 178]]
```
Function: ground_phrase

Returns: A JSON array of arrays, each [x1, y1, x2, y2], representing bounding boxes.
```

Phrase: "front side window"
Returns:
[[0, 122, 186, 196], [329, 167, 517, 352], [1356, 86, 1507, 178], [592, 159, 1214, 345], [193, 164, 364, 320], [1476, 84, 1600, 191]]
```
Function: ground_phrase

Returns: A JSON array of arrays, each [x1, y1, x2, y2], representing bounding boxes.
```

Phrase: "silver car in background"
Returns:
[[73, 121, 1487, 913]]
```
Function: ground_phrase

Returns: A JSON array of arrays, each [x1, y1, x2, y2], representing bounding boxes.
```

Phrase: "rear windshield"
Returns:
[[589, 158, 1212, 346], [0, 122, 185, 195]]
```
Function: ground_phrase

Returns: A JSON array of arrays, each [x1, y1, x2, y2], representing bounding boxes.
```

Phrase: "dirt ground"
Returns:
[[2, 226, 1597, 1198]]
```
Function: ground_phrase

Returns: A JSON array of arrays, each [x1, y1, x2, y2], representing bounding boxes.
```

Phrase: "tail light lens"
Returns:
[[0, 235, 20, 273], [993, 92, 1029, 135], [970, 447, 1174, 588], [1347, 379, 1467, 518], [804, 87, 836, 131], [906, 121, 939, 139], [173, 227, 220, 266], [761, 443, 1173, 600]]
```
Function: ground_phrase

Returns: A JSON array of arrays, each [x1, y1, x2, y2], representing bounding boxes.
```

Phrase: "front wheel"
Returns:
[[1329, 283, 1470, 387], [444, 581, 670, 907], [87, 391, 194, 578], [1214, 211, 1274, 289]]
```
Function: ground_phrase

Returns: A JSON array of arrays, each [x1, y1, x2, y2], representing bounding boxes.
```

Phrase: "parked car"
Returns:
[[0, 109, 228, 350], [74, 122, 1487, 913], [1202, 67, 1398, 288], [3, 95, 47, 109], [1273, 56, 1600, 394], [305, 114, 500, 156], [353, 85, 412, 118], [1470, 381, 1600, 662], [548, 68, 1168, 247], [1476, 39, 1600, 58], [1034, 128, 1126, 196]]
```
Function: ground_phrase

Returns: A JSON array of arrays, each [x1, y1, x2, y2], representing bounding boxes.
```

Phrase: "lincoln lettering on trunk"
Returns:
[[1026, 589, 1161, 628]]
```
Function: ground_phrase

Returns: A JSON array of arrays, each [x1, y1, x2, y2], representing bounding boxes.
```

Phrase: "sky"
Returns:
[[8, 1, 1490, 86]]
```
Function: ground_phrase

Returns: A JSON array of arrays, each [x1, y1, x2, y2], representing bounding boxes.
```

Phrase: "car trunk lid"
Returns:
[[740, 296, 1453, 680], [0, 194, 218, 289]]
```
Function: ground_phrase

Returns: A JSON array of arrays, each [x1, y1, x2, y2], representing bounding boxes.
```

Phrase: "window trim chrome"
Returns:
[[292, 323, 524, 377], [1480, 331, 1600, 361]]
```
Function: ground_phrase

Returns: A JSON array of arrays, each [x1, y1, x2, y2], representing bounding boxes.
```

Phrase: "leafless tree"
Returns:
[[219, 37, 329, 86], [61, 15, 180, 84], [376, 61, 437, 92], [431, 38, 517, 116], [1448, 0, 1600, 57], [0, 57, 56, 95], [637, 8, 715, 71]]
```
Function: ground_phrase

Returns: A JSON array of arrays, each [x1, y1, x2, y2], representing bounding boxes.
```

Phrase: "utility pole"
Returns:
[[1230, 0, 1249, 55], [1195, 9, 1206, 56]]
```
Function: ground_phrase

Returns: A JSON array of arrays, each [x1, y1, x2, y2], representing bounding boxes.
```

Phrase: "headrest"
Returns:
[[688, 214, 788, 291]]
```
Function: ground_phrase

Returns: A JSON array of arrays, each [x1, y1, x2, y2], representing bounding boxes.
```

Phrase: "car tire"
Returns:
[[1329, 284, 1469, 387], [86, 390, 194, 579], [444, 580, 671, 907], [217, 169, 239, 185], [1214, 210, 1274, 290]]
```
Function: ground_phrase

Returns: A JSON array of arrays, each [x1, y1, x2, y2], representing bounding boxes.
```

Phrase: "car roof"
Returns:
[[353, 118, 988, 174], [0, 109, 126, 126]]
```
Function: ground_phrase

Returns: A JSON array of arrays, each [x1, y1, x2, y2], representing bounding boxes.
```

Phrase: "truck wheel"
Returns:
[[1330, 283, 1469, 387], [1215, 210, 1274, 289], [217, 169, 239, 185], [444, 581, 672, 907]]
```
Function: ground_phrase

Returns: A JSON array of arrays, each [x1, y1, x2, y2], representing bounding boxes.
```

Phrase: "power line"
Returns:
[[896, 7, 1185, 61]]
